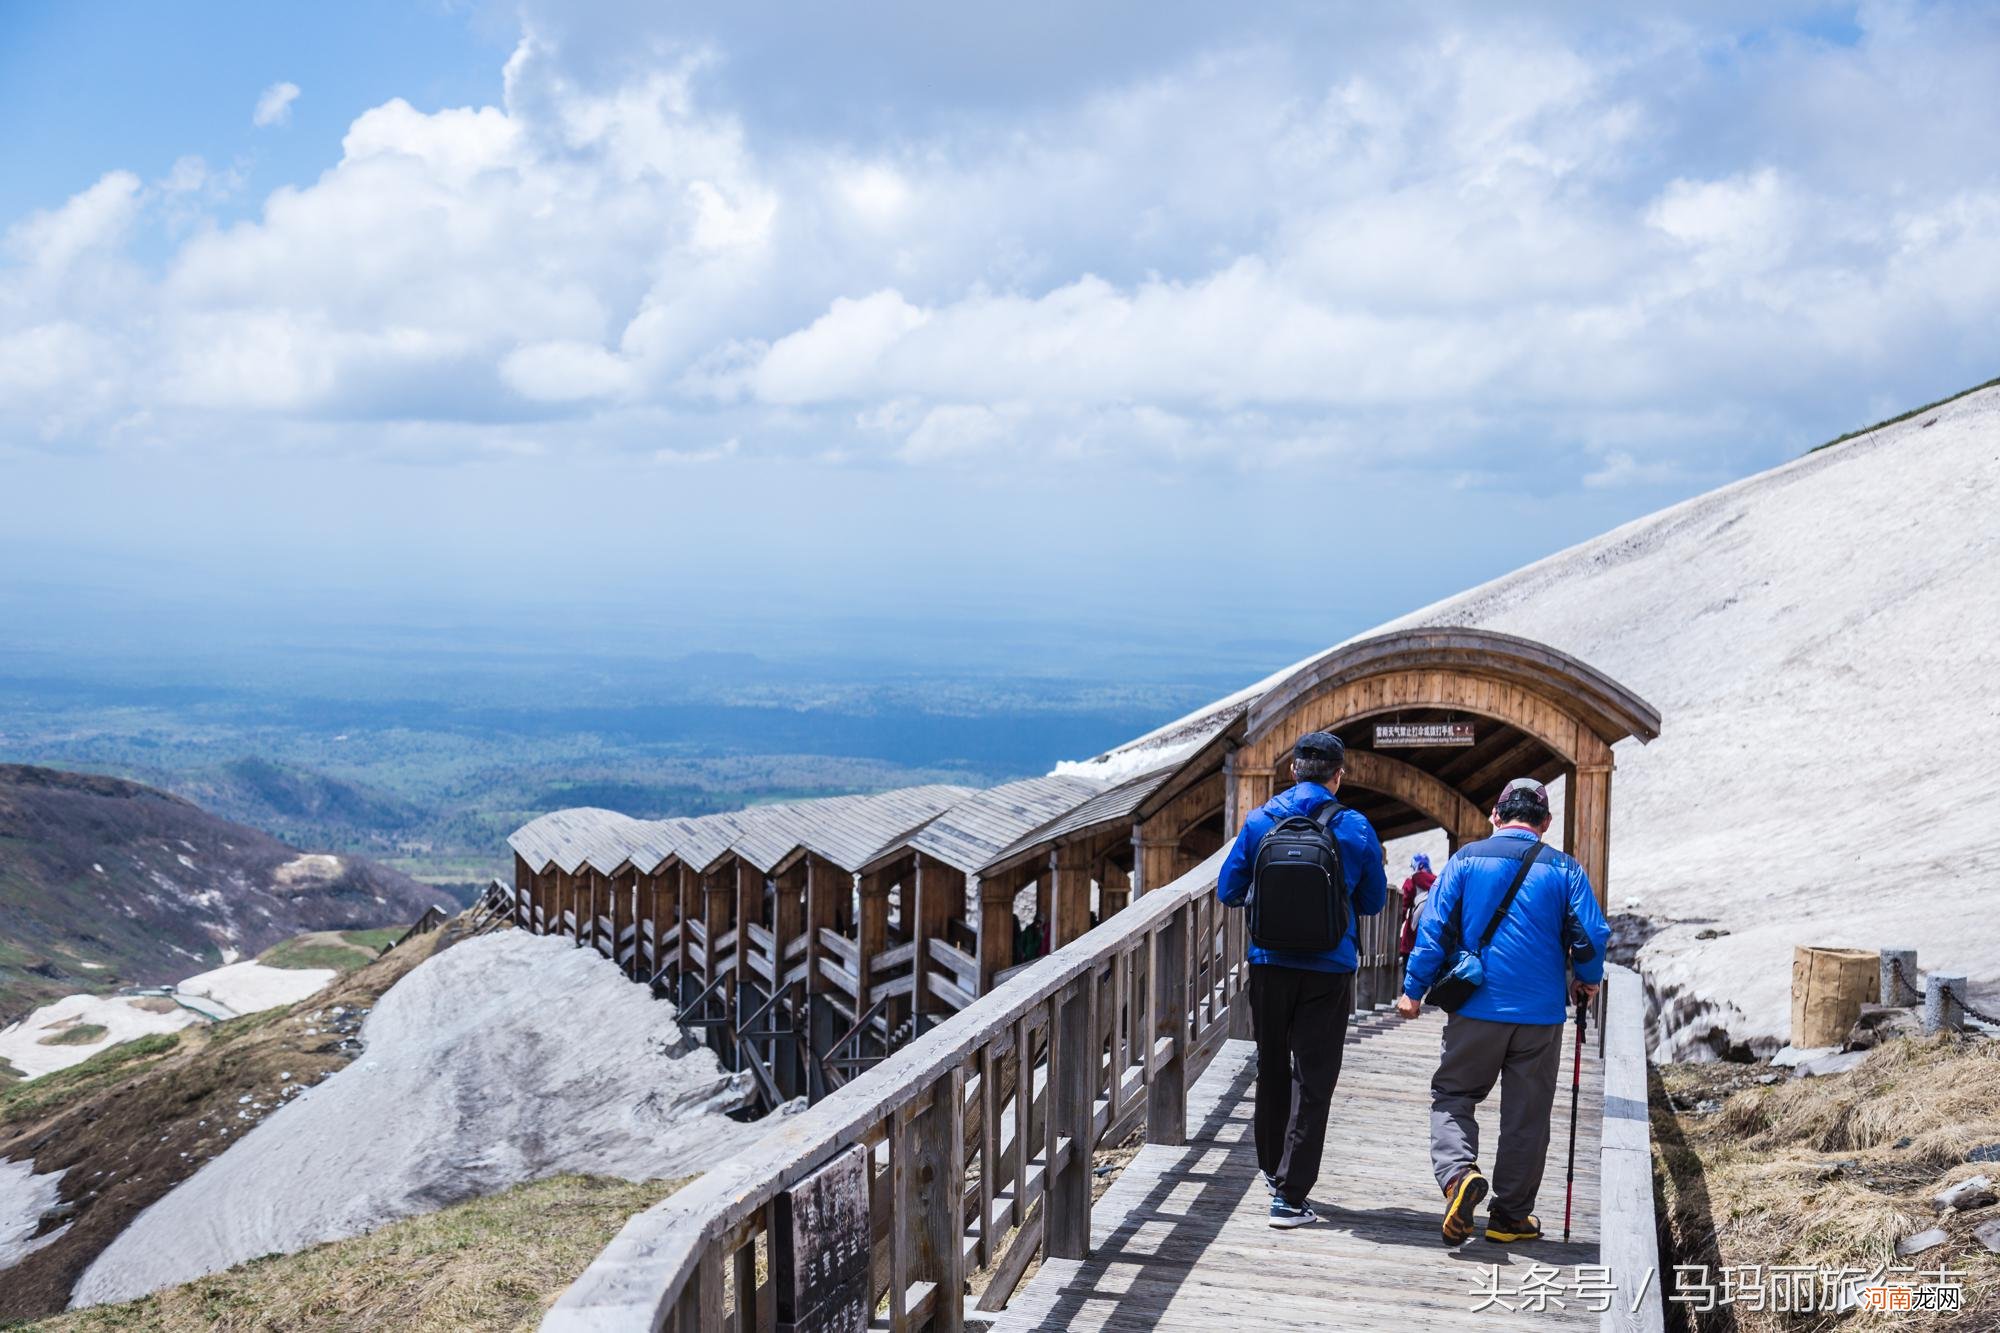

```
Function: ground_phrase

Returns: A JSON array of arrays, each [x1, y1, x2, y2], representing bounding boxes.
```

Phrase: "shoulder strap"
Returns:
[[1474, 839, 1544, 953], [1311, 800, 1343, 830]]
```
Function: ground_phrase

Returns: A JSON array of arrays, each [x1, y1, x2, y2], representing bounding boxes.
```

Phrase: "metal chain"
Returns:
[[1890, 957, 2000, 1028]]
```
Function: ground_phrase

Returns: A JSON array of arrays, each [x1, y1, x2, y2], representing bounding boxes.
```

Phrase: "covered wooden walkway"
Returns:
[[993, 1008, 1604, 1330]]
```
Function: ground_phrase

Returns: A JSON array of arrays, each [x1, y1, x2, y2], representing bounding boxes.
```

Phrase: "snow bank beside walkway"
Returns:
[[72, 930, 759, 1308]]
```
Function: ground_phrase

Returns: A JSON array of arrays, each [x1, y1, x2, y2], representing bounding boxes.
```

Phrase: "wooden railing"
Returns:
[[543, 850, 1242, 1332]]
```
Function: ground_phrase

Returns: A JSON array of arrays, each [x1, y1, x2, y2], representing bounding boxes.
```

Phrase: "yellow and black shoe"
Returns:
[[1440, 1167, 1488, 1246], [1485, 1211, 1543, 1243]]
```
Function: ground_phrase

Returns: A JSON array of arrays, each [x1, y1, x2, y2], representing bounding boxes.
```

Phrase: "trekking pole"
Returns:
[[1562, 993, 1587, 1243]]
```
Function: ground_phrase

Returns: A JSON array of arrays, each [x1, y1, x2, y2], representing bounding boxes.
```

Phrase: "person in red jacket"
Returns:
[[1398, 853, 1435, 961]]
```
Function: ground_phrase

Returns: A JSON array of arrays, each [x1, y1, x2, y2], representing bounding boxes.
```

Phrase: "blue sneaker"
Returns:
[[1263, 1172, 1279, 1196], [1268, 1198, 1318, 1229]]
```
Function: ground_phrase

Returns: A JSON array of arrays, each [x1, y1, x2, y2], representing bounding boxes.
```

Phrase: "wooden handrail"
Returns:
[[543, 849, 1232, 1332]]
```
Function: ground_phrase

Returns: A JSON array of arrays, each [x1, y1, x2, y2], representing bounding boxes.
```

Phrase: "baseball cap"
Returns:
[[1497, 777, 1550, 806], [1293, 731, 1345, 762]]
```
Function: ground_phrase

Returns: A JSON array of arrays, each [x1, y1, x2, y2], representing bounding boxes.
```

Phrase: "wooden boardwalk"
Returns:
[[992, 1007, 1606, 1330]]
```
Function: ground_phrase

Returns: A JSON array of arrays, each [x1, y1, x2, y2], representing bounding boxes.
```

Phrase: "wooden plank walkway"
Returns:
[[993, 1007, 1606, 1329]]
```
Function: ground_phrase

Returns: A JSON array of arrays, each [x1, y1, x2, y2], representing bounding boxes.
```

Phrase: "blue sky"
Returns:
[[2, 1, 1996, 667]]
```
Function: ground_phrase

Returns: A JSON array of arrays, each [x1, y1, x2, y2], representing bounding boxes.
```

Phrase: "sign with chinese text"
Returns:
[[1375, 722, 1476, 748]]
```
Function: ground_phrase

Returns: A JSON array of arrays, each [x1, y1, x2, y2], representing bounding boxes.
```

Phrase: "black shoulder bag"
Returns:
[[1424, 839, 1545, 1013]]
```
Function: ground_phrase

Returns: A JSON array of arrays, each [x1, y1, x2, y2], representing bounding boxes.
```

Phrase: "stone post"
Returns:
[[1923, 975, 1967, 1034], [1880, 949, 1920, 1006]]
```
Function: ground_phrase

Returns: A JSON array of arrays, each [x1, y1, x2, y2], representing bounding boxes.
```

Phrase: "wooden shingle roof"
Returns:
[[861, 775, 1106, 876]]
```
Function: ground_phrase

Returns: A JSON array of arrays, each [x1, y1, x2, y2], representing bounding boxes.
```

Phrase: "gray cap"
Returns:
[[1497, 777, 1550, 807]]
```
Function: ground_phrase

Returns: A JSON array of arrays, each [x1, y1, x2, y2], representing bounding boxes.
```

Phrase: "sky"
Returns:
[[3, 1, 1997, 671]]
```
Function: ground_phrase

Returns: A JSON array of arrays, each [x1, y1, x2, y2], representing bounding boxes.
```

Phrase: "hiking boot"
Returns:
[[1484, 1211, 1542, 1243], [1440, 1167, 1488, 1246], [1268, 1198, 1318, 1229]]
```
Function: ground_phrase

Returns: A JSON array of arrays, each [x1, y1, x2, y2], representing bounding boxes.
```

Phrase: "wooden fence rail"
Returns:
[[542, 850, 1253, 1332]]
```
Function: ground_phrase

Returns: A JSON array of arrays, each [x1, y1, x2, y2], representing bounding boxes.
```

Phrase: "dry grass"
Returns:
[[1654, 1035, 2000, 1333], [23, 1174, 688, 1333]]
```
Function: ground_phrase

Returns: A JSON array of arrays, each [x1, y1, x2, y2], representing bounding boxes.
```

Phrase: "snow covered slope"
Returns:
[[1082, 383, 2000, 1056], [71, 931, 761, 1307]]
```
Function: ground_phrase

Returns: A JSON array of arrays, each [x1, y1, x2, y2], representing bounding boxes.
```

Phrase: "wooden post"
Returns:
[[668, 1241, 722, 1332], [1098, 856, 1131, 917], [1133, 833, 1177, 899], [1050, 847, 1092, 951], [672, 865, 693, 998], [1232, 765, 1275, 834], [1047, 980, 1095, 1260], [857, 868, 890, 1022], [1571, 752, 1613, 910], [976, 870, 1020, 994], [613, 870, 634, 974], [899, 1069, 966, 1331], [1147, 905, 1189, 1146], [913, 857, 966, 1021]]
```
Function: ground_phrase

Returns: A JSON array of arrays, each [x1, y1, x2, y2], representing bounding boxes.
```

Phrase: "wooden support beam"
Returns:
[[913, 856, 967, 1020], [1046, 981, 1095, 1260], [899, 1068, 966, 1332], [1572, 747, 1614, 909], [857, 866, 892, 1022], [1049, 848, 1092, 951], [1147, 905, 1189, 1146], [1097, 855, 1131, 918], [976, 866, 1025, 995]]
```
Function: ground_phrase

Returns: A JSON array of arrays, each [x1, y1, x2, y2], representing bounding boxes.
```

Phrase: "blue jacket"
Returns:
[[1217, 782, 1387, 973], [1402, 828, 1611, 1025]]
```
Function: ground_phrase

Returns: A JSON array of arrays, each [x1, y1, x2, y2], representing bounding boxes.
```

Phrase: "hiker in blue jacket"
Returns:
[[1217, 731, 1387, 1228], [1397, 777, 1610, 1246]]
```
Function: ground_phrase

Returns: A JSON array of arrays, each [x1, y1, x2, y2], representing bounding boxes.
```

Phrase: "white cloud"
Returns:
[[253, 82, 300, 128], [4, 171, 142, 272], [3, 7, 2000, 494]]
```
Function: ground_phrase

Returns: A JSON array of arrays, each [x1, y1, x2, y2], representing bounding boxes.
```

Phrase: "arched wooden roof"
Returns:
[[1245, 627, 1661, 749]]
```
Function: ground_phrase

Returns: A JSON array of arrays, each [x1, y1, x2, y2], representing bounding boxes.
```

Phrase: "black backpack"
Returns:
[[1249, 802, 1349, 952]]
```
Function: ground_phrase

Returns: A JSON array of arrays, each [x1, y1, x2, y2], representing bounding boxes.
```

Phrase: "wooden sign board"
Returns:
[[1374, 722, 1476, 748], [774, 1143, 871, 1333]]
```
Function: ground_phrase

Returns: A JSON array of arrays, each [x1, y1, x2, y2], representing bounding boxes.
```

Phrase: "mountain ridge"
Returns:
[[0, 764, 445, 1022]]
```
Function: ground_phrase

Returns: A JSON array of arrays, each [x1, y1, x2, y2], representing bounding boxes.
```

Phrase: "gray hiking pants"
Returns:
[[1429, 1013, 1564, 1221]]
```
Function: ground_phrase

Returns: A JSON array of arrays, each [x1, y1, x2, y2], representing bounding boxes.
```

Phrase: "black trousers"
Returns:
[[1249, 963, 1353, 1206]]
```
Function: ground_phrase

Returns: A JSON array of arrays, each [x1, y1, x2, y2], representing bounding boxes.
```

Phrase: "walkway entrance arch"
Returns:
[[1231, 628, 1661, 903]]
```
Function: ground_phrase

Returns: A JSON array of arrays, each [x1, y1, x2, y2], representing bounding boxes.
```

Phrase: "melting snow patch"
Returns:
[[174, 962, 334, 1017], [73, 931, 759, 1307], [0, 996, 202, 1080], [1, 1159, 68, 1271]]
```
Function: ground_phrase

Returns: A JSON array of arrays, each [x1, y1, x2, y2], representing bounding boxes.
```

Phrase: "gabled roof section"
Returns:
[[507, 807, 646, 877], [978, 765, 1174, 875], [741, 785, 976, 875], [862, 775, 1106, 877]]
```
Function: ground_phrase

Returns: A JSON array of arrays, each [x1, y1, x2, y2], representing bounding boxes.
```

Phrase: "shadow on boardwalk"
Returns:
[[994, 1011, 1605, 1330]]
